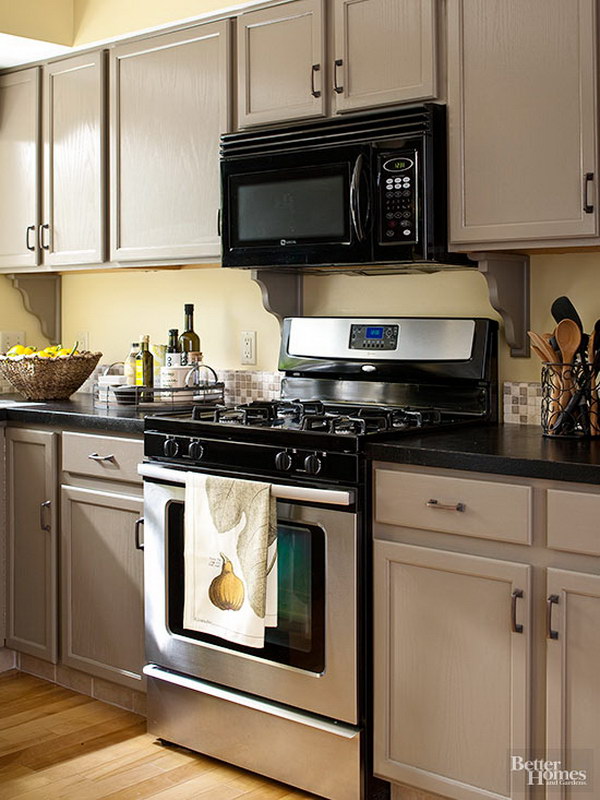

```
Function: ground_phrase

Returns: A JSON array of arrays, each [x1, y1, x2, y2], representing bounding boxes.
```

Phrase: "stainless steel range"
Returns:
[[138, 317, 498, 800]]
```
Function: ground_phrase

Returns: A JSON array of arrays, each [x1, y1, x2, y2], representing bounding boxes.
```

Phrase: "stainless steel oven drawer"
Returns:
[[145, 666, 361, 800]]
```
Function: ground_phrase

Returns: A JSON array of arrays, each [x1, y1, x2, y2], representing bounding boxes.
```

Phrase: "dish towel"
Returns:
[[183, 473, 278, 648]]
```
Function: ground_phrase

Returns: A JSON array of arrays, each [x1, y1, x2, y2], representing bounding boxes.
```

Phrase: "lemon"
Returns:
[[35, 351, 53, 358], [7, 345, 26, 357], [56, 349, 71, 357]]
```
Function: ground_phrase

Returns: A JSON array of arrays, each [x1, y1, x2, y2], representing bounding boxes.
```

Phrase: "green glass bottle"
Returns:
[[179, 304, 201, 366], [135, 335, 154, 402]]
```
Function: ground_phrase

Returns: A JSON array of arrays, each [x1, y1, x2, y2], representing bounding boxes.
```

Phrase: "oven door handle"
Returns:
[[137, 463, 354, 507]]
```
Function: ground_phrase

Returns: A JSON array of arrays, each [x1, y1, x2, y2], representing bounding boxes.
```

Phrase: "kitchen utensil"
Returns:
[[553, 318, 582, 431], [527, 331, 557, 363], [551, 295, 588, 357], [589, 320, 600, 435]]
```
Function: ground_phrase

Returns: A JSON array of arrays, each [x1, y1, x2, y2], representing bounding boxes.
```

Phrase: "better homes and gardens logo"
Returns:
[[512, 756, 589, 788]]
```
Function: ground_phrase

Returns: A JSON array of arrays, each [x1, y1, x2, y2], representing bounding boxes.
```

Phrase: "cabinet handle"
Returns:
[[333, 59, 344, 94], [217, 208, 222, 236], [546, 594, 559, 640], [88, 452, 115, 462], [135, 517, 145, 550], [511, 589, 524, 633], [39, 224, 50, 250], [584, 172, 594, 213], [426, 498, 466, 512], [40, 500, 51, 532], [26, 225, 35, 251], [311, 63, 321, 98]]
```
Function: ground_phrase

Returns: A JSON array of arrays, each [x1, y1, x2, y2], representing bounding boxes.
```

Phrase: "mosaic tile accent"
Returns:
[[216, 370, 282, 405], [503, 381, 542, 425]]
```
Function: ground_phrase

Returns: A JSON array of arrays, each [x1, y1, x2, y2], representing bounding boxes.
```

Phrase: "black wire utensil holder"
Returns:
[[541, 362, 600, 437]]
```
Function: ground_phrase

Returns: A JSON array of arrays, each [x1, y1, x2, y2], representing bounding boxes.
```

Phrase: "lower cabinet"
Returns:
[[546, 569, 600, 790], [60, 486, 144, 689], [6, 428, 58, 662], [373, 541, 531, 800]]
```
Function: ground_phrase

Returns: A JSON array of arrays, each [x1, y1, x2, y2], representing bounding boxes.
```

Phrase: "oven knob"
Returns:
[[188, 440, 204, 460], [163, 437, 179, 457], [275, 450, 293, 471], [304, 453, 322, 475]]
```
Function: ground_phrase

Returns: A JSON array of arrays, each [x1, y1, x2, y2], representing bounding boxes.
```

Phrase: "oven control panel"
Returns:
[[349, 324, 398, 350], [378, 151, 418, 245]]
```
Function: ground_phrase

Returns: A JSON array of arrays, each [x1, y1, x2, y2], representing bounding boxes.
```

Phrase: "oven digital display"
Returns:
[[350, 324, 399, 350], [366, 327, 383, 339]]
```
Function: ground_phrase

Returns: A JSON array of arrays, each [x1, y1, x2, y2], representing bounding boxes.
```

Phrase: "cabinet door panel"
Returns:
[[448, 0, 597, 245], [374, 541, 531, 800], [237, 0, 325, 127], [43, 53, 105, 266], [110, 22, 230, 262], [6, 429, 57, 662], [61, 485, 143, 689], [0, 69, 40, 268], [546, 569, 600, 798], [334, 0, 436, 113]]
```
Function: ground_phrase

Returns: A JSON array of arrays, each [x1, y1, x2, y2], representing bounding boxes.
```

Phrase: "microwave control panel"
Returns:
[[378, 151, 418, 245]]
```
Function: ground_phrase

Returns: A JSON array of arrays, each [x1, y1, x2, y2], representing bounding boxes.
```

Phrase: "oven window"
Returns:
[[166, 502, 326, 673], [230, 164, 350, 246]]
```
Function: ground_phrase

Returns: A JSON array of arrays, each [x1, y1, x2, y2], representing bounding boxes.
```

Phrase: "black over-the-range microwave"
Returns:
[[219, 103, 471, 270]]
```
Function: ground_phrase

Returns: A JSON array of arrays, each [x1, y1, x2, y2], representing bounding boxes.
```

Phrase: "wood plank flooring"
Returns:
[[0, 671, 317, 799]]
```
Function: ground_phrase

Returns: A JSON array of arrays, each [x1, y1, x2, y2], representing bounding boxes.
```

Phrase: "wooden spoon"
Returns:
[[528, 331, 562, 432], [527, 331, 557, 363], [554, 318, 582, 426]]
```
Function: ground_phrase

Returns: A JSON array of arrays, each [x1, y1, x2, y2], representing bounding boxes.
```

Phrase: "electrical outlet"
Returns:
[[0, 331, 25, 353], [76, 330, 90, 351], [241, 330, 256, 365]]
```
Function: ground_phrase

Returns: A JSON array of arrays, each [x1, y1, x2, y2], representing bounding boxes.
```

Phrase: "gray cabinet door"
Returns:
[[448, 0, 597, 247], [61, 485, 144, 690], [0, 69, 41, 269], [374, 540, 531, 800], [110, 21, 231, 262], [237, 0, 325, 127], [6, 428, 58, 662], [333, 0, 437, 113], [43, 52, 106, 266], [546, 568, 600, 794]]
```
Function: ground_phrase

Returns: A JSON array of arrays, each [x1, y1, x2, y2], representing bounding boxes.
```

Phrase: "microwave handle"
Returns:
[[350, 154, 370, 243]]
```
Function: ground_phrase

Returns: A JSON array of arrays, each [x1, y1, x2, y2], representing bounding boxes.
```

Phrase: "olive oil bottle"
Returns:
[[179, 304, 201, 366], [135, 335, 154, 402]]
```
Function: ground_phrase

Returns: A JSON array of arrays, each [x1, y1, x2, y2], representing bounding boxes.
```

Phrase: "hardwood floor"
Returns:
[[0, 670, 317, 799]]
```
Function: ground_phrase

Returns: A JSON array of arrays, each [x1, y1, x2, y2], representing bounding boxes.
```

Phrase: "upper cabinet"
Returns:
[[110, 22, 231, 263], [43, 52, 105, 266], [237, 0, 438, 128], [0, 69, 41, 269], [332, 0, 436, 113], [237, 0, 325, 127], [448, 0, 598, 248]]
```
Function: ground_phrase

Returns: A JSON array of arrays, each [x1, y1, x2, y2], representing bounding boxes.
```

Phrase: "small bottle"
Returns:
[[166, 328, 181, 367], [135, 335, 154, 402], [124, 342, 139, 386], [179, 304, 202, 366]]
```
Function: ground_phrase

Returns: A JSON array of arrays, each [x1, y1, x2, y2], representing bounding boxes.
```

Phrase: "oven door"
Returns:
[[221, 144, 372, 268], [140, 464, 359, 725]]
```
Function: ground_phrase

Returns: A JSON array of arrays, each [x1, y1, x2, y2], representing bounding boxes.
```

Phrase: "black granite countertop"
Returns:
[[368, 423, 600, 485], [0, 394, 146, 434]]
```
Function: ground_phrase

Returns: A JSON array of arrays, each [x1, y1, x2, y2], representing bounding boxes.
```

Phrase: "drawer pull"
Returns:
[[134, 517, 145, 550], [511, 589, 524, 633], [40, 500, 51, 532], [88, 452, 115, 462], [310, 63, 321, 98], [426, 498, 466, 512], [547, 594, 559, 640]]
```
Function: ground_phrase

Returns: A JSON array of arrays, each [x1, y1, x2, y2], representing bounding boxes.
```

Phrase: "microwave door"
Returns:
[[221, 145, 371, 268]]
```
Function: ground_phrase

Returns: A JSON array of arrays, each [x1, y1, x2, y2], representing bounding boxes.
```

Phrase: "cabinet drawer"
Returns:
[[375, 469, 532, 544], [547, 488, 600, 556], [62, 432, 143, 483]]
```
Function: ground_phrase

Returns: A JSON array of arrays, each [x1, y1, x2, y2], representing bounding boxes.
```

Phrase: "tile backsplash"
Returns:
[[503, 381, 542, 426]]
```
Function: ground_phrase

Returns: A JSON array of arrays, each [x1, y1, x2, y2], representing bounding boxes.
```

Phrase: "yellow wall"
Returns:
[[0, 0, 73, 45], [72, 0, 248, 44], [60, 268, 281, 369]]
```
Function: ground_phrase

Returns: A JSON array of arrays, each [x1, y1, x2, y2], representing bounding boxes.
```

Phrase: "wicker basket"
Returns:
[[0, 351, 102, 401]]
